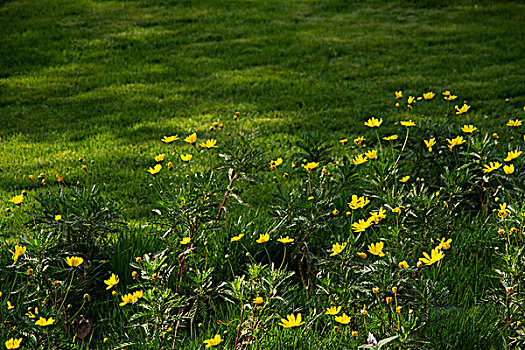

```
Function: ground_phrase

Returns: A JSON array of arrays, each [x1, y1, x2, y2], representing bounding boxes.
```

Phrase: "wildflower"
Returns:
[[340, 139, 348, 145], [352, 154, 368, 165], [437, 238, 452, 250], [154, 154, 165, 162], [278, 236, 294, 244], [180, 154, 193, 162], [65, 256, 84, 267], [29, 175, 34, 181], [5, 338, 22, 349], [147, 164, 162, 175], [308, 196, 314, 201], [398, 260, 409, 269], [446, 136, 466, 151], [348, 195, 370, 209], [7, 301, 14, 310], [330, 242, 347, 256], [498, 228, 505, 236], [279, 313, 305, 328], [395, 102, 400, 107], [360, 305, 368, 316], [510, 227, 518, 235], [407, 96, 415, 104], [368, 242, 385, 257], [56, 174, 63, 182], [392, 207, 403, 215], [9, 245, 26, 263], [498, 203, 509, 219], [256, 233, 270, 244], [392, 286, 398, 295], [444, 95, 457, 101], [200, 139, 218, 148], [507, 119, 522, 127], [373, 287, 379, 294], [321, 168, 330, 176], [161, 135, 179, 143], [132, 271, 138, 279], [352, 218, 374, 232], [419, 248, 445, 266], [483, 161, 502, 173], [104, 273, 119, 290], [27, 268, 34, 276], [383, 134, 398, 141], [352, 331, 358, 337], [400, 120, 416, 127], [504, 150, 522, 162], [270, 157, 283, 170], [283, 173, 289, 179], [424, 138, 436, 152], [417, 96, 422, 101], [325, 306, 341, 315], [417, 261, 423, 268], [253, 296, 264, 304], [365, 149, 377, 159], [461, 125, 477, 134], [504, 164, 514, 174], [395, 91, 403, 99], [302, 162, 319, 173], [423, 92, 435, 100], [9, 194, 24, 205], [335, 313, 351, 324], [399, 175, 410, 183], [357, 252, 367, 259], [82, 165, 88, 172], [230, 234, 244, 242], [55, 214, 62, 221], [386, 297, 392, 304], [442, 91, 451, 96], [35, 317, 55, 326], [136, 257, 142, 263], [455, 104, 471, 114], [119, 291, 143, 306], [364, 117, 383, 128], [354, 136, 366, 146], [369, 207, 386, 224], [181, 237, 191, 245], [332, 208, 339, 216], [396, 306, 402, 314], [184, 133, 197, 144]]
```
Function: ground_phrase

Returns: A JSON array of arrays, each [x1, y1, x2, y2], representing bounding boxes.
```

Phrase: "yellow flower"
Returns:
[[400, 120, 416, 127], [256, 233, 270, 244], [368, 242, 385, 257], [277, 236, 294, 244], [354, 136, 366, 146], [498, 203, 509, 219], [332, 208, 339, 216], [308, 196, 314, 201], [352, 154, 368, 165], [5, 338, 23, 349], [184, 133, 197, 144], [348, 195, 370, 209], [104, 273, 119, 290], [364, 117, 383, 128], [392, 206, 403, 215], [503, 164, 514, 174], [55, 214, 62, 221], [373, 287, 379, 294], [455, 104, 471, 114], [392, 286, 398, 295], [330, 242, 347, 256], [399, 175, 410, 183], [325, 306, 342, 315], [161, 135, 179, 143], [203, 334, 223, 348], [419, 248, 445, 266], [270, 157, 283, 170], [461, 125, 477, 134], [360, 304, 368, 316], [407, 96, 415, 104], [444, 95, 457, 101], [398, 260, 409, 269], [9, 245, 26, 263], [132, 271, 138, 279], [334, 313, 351, 324], [507, 119, 522, 127], [200, 139, 218, 148], [352, 330, 358, 337], [154, 153, 165, 162], [395, 91, 403, 99], [35, 317, 55, 326], [167, 161, 173, 170], [386, 297, 392, 304], [180, 154, 193, 162], [396, 306, 402, 314], [181, 237, 191, 245], [147, 164, 162, 175], [446, 136, 466, 151], [423, 92, 435, 100], [302, 162, 319, 173], [352, 218, 374, 232], [442, 91, 451, 96], [357, 252, 367, 259], [231, 234, 244, 242], [437, 237, 452, 250], [7, 301, 14, 310], [65, 256, 84, 267], [9, 194, 24, 205], [279, 313, 305, 328], [504, 150, 522, 162], [364, 150, 377, 159], [369, 207, 386, 224], [119, 291, 143, 306], [483, 161, 502, 173], [26, 308, 38, 318], [424, 138, 436, 152], [383, 134, 398, 141], [340, 139, 348, 145], [253, 296, 264, 304]]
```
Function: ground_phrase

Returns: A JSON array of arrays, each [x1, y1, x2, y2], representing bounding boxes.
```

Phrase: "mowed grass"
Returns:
[[1, 0, 525, 226]]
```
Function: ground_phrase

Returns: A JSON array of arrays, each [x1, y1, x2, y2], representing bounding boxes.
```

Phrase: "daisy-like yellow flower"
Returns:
[[279, 313, 304, 328], [9, 194, 24, 205], [455, 104, 471, 114], [395, 91, 403, 99], [437, 237, 452, 250], [184, 133, 197, 144], [400, 120, 416, 127], [399, 175, 410, 183], [167, 161, 173, 170], [369, 207, 386, 224], [383, 134, 398, 141], [446, 136, 466, 151], [277, 236, 294, 244], [5, 337, 23, 349], [325, 306, 342, 315], [420, 139, 435, 154], [364, 117, 383, 128], [444, 95, 457, 101], [419, 248, 444, 266], [180, 154, 193, 162], [147, 164, 162, 175], [503, 164, 515, 174], [161, 135, 179, 143], [9, 245, 26, 263], [154, 154, 165, 162], [335, 313, 351, 324], [352, 154, 368, 165], [483, 161, 502, 173], [461, 125, 477, 134], [270, 157, 283, 170], [203, 334, 223, 348], [498, 203, 509, 219], [398, 260, 409, 269], [55, 214, 62, 221], [407, 96, 415, 104], [357, 252, 367, 259], [200, 139, 218, 148], [507, 119, 522, 127], [392, 206, 403, 215], [119, 290, 143, 306], [302, 162, 319, 173], [35, 317, 55, 326], [330, 242, 347, 256], [256, 233, 270, 244], [181, 237, 191, 245], [352, 218, 374, 233], [230, 233, 244, 242], [7, 301, 14, 310], [504, 150, 522, 162], [423, 92, 435, 100], [65, 256, 84, 267], [104, 273, 119, 290], [354, 136, 366, 146], [253, 296, 264, 304], [368, 242, 385, 257], [363, 150, 377, 160], [332, 208, 339, 216], [340, 138, 348, 145], [348, 195, 370, 209]]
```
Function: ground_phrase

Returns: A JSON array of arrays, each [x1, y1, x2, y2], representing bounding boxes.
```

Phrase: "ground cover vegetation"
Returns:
[[1, 0, 525, 348]]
